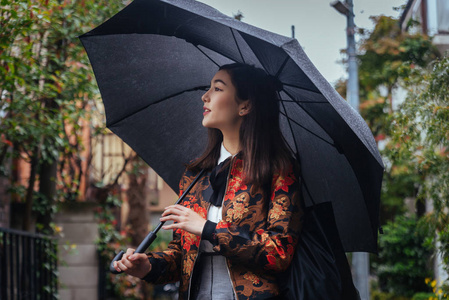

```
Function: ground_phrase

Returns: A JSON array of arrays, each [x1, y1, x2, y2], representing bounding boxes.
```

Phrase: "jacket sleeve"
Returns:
[[142, 174, 187, 284], [209, 168, 303, 273], [143, 230, 182, 284]]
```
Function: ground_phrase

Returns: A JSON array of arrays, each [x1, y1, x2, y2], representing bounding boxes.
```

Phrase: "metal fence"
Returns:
[[0, 227, 58, 300]]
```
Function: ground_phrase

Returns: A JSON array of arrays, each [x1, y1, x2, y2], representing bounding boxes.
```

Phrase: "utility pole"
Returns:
[[345, 0, 359, 110], [330, 1, 369, 299]]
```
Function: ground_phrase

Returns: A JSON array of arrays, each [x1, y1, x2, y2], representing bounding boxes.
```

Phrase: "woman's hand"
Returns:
[[160, 204, 207, 236], [113, 248, 152, 279]]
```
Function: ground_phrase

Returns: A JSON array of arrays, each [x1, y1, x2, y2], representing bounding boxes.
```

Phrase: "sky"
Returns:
[[197, 0, 407, 85]]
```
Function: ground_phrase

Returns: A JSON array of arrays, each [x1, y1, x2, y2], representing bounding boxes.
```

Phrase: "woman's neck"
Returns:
[[222, 133, 240, 155]]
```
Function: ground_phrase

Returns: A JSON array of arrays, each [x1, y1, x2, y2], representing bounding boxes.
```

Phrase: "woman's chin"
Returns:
[[201, 122, 220, 131], [202, 120, 213, 128]]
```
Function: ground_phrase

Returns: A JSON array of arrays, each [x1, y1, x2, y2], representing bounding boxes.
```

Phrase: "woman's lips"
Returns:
[[203, 107, 211, 116]]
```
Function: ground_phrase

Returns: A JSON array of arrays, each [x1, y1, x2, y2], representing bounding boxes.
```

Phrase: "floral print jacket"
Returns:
[[143, 157, 303, 299]]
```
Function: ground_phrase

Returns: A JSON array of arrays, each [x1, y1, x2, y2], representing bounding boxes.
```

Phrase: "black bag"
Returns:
[[278, 202, 360, 300]]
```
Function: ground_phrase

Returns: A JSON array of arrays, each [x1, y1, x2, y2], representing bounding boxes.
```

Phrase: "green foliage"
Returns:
[[1, 0, 126, 230], [388, 56, 449, 277], [94, 192, 141, 299], [379, 157, 421, 223], [95, 190, 156, 299], [411, 292, 437, 300], [371, 289, 410, 300], [374, 216, 433, 297], [358, 16, 437, 96], [42, 239, 59, 300], [357, 15, 437, 142], [148, 228, 174, 252], [439, 230, 449, 271], [95, 194, 126, 258]]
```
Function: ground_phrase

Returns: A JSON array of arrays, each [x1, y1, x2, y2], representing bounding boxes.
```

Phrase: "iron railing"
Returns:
[[0, 227, 58, 300]]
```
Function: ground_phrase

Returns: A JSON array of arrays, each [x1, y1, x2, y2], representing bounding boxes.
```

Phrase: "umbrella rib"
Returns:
[[275, 56, 290, 78], [280, 99, 328, 104], [240, 37, 269, 73], [279, 92, 317, 207], [230, 28, 245, 64], [194, 45, 220, 67], [282, 83, 321, 94], [279, 111, 336, 148], [301, 177, 317, 206], [282, 89, 339, 147], [279, 91, 300, 159], [107, 85, 209, 128]]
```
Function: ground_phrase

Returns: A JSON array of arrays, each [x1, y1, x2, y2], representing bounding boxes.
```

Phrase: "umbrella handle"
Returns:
[[109, 169, 206, 274], [109, 231, 158, 274]]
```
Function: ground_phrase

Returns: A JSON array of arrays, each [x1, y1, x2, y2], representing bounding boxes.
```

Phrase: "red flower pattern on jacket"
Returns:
[[225, 159, 247, 201], [265, 236, 290, 270], [191, 203, 207, 219], [182, 232, 200, 252], [216, 220, 231, 229], [271, 167, 295, 200]]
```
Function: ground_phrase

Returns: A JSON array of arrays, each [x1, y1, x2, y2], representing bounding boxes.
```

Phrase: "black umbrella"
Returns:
[[80, 0, 384, 253]]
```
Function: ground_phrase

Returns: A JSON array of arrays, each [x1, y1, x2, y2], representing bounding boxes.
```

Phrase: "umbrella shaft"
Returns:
[[109, 169, 206, 274]]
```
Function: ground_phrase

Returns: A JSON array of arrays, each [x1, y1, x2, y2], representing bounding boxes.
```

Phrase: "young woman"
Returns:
[[113, 63, 303, 299]]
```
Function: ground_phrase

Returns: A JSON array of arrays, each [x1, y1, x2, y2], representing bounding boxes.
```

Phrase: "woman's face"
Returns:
[[201, 70, 248, 133]]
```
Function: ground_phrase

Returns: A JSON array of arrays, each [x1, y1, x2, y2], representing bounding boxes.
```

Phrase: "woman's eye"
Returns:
[[214, 87, 222, 91]]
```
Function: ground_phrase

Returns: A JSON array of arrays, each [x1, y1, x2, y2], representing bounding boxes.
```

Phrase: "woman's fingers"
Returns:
[[160, 214, 181, 223], [160, 205, 206, 236], [113, 261, 121, 272], [129, 252, 149, 263], [113, 248, 152, 278], [160, 205, 189, 223], [161, 204, 187, 217], [125, 248, 135, 256], [161, 223, 178, 230], [169, 204, 187, 211], [161, 205, 189, 224], [114, 248, 136, 272], [116, 260, 129, 271], [122, 248, 135, 265]]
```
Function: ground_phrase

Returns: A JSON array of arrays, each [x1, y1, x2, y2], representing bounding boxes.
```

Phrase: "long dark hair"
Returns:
[[188, 63, 293, 192]]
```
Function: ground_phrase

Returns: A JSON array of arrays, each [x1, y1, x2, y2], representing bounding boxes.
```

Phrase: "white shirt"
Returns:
[[207, 143, 232, 223], [197, 145, 237, 298]]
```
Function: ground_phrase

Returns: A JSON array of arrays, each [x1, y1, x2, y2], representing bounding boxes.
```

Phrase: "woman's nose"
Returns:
[[201, 91, 209, 102]]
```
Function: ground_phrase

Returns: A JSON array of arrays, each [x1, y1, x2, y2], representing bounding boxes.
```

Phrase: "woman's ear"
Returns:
[[239, 100, 251, 116]]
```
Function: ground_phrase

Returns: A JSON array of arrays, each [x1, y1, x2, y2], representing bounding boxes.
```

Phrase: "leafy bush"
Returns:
[[95, 193, 143, 299], [374, 216, 433, 297], [371, 289, 410, 300], [412, 292, 437, 300], [390, 56, 449, 287]]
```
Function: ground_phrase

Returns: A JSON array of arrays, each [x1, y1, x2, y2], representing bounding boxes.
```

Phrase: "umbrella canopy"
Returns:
[[80, 0, 384, 253]]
